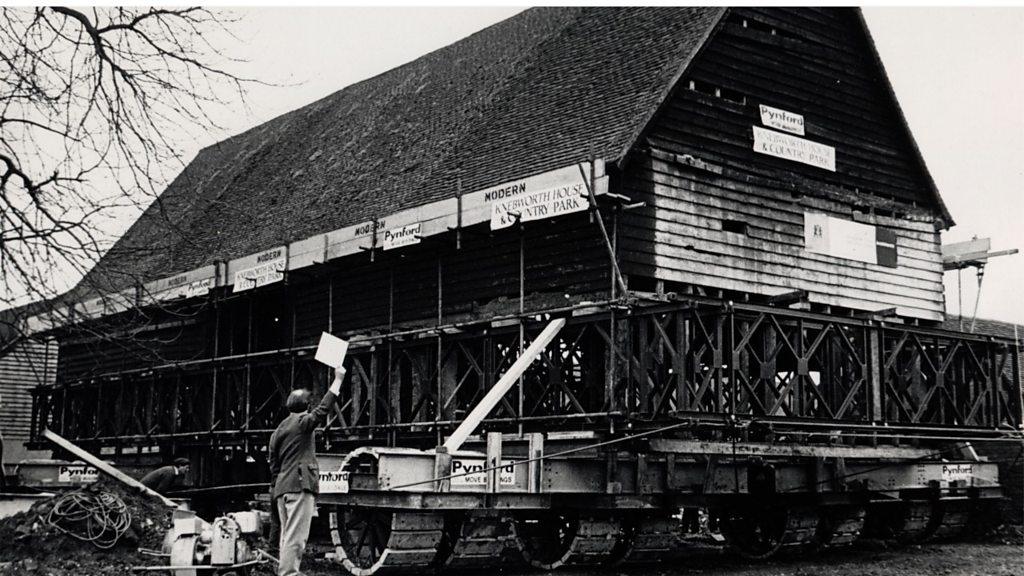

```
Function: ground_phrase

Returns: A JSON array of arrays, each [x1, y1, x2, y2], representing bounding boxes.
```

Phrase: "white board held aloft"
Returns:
[[315, 332, 350, 369]]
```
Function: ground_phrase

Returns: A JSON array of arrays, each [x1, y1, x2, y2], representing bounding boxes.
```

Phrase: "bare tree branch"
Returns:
[[0, 6, 253, 357]]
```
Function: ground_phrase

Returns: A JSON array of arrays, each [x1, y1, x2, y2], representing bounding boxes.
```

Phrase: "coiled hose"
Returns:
[[46, 491, 132, 549]]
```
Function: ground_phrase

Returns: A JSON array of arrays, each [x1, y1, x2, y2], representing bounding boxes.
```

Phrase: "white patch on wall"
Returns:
[[804, 212, 878, 264], [753, 126, 835, 171]]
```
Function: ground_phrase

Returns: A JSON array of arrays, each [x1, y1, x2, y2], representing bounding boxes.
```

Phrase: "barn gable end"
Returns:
[[618, 7, 947, 320]]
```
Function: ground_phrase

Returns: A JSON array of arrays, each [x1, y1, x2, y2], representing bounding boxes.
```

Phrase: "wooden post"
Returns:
[[455, 177, 463, 250], [485, 432, 502, 494], [439, 352, 458, 421], [410, 352, 427, 426], [638, 318, 650, 413], [606, 449, 621, 494], [368, 353, 378, 430], [434, 446, 452, 493], [518, 223, 525, 434], [605, 309, 617, 413], [1013, 342, 1023, 427], [868, 327, 883, 422], [350, 359, 362, 429], [527, 432, 544, 493], [59, 381, 67, 436], [436, 254, 444, 440], [763, 326, 777, 415], [389, 343, 401, 428], [636, 453, 649, 494], [676, 311, 689, 412], [210, 301, 220, 431]]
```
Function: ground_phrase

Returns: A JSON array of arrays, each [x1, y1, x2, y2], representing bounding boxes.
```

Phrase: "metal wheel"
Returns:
[[965, 498, 1002, 538], [930, 500, 971, 541], [613, 514, 687, 565], [717, 504, 819, 560], [329, 507, 444, 576], [815, 505, 866, 548], [440, 511, 521, 569], [894, 501, 938, 544], [515, 511, 579, 570], [514, 512, 625, 570]]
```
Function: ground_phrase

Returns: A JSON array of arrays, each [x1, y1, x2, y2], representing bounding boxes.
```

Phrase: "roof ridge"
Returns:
[[405, 8, 587, 210], [70, 7, 728, 295]]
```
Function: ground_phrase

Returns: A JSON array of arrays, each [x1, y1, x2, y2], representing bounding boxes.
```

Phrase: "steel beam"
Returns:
[[646, 439, 934, 460], [442, 319, 566, 452]]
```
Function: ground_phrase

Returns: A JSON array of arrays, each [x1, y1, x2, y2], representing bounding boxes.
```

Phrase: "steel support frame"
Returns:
[[29, 301, 1023, 450], [316, 441, 1002, 510]]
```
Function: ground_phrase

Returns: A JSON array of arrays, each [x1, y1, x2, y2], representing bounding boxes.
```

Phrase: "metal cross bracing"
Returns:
[[880, 327, 1021, 427], [29, 300, 1022, 451]]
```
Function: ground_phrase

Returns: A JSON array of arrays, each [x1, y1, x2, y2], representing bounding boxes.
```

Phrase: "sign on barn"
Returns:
[[490, 181, 588, 230], [382, 222, 421, 250], [759, 104, 805, 135], [752, 126, 835, 171], [233, 247, 287, 292], [804, 213, 897, 268]]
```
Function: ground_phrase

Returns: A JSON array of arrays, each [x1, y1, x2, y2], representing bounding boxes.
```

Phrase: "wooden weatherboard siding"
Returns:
[[1, 339, 56, 442], [619, 7, 945, 320]]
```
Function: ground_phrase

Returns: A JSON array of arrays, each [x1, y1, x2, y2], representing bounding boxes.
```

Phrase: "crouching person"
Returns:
[[268, 366, 345, 576]]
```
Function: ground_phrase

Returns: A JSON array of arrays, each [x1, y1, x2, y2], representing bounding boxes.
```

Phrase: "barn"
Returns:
[[23, 6, 1019, 535]]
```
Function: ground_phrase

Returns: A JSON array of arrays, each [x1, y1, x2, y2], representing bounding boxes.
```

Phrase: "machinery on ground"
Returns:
[[159, 510, 267, 576]]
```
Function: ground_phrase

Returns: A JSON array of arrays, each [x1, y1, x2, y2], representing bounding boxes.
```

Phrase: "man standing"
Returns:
[[139, 457, 190, 494], [269, 367, 345, 576]]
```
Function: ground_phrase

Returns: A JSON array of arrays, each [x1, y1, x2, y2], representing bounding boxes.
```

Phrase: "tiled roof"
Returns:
[[78, 7, 953, 299], [79, 7, 726, 293], [941, 316, 1023, 341]]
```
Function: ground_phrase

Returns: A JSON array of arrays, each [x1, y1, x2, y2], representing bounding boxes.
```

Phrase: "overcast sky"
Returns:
[[135, 7, 1024, 324]]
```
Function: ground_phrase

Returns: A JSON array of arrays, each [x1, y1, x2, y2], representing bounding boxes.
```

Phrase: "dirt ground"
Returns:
[[2, 538, 1021, 575], [3, 489, 1021, 576], [292, 539, 1024, 576], [0, 479, 173, 576]]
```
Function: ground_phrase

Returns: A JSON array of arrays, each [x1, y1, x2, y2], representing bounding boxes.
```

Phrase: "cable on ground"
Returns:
[[46, 490, 132, 549]]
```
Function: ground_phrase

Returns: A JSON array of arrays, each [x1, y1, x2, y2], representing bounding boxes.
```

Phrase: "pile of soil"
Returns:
[[0, 478, 174, 575]]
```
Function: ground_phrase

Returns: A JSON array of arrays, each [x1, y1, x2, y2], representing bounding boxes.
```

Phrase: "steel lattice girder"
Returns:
[[29, 302, 1023, 447]]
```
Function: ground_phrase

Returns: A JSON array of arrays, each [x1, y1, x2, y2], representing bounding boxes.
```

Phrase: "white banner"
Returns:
[[381, 222, 421, 250], [490, 181, 588, 230], [759, 104, 805, 135], [450, 458, 516, 487], [233, 247, 286, 292], [753, 126, 835, 171], [160, 277, 214, 300], [804, 212, 878, 264]]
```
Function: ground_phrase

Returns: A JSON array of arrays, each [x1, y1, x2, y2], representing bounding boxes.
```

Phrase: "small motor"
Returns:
[[166, 510, 265, 575], [210, 512, 262, 566]]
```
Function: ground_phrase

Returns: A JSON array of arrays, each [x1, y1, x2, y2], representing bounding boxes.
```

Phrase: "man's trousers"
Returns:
[[276, 491, 315, 576]]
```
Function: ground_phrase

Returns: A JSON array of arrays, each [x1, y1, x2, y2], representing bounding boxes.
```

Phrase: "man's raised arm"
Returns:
[[299, 367, 345, 432]]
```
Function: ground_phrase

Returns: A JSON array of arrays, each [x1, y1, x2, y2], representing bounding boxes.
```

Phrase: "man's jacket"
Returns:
[[140, 465, 178, 493], [268, 391, 337, 499]]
